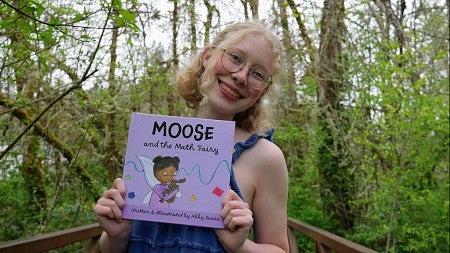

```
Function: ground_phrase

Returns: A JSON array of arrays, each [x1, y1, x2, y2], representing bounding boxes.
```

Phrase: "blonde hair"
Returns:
[[175, 21, 284, 132]]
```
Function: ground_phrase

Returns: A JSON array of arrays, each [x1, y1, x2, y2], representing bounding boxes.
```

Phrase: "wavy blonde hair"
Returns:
[[175, 21, 284, 132]]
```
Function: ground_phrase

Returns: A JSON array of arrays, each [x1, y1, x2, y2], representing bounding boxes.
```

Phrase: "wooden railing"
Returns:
[[287, 218, 377, 253], [0, 218, 377, 253], [0, 223, 102, 253]]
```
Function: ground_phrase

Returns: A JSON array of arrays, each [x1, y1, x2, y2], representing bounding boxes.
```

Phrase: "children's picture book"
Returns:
[[121, 112, 235, 228]]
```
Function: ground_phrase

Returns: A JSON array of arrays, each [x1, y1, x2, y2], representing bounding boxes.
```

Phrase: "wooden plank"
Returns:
[[287, 226, 299, 253], [287, 217, 378, 253], [0, 223, 102, 253], [315, 241, 332, 253]]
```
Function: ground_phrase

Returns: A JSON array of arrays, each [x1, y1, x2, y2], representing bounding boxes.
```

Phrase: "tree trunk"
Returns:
[[22, 135, 47, 218], [168, 0, 179, 116], [203, 0, 215, 44], [188, 0, 197, 51], [105, 15, 122, 180], [240, 0, 250, 19], [316, 0, 355, 232], [286, 0, 316, 62], [249, 0, 259, 20], [277, 0, 298, 109], [9, 0, 47, 223]]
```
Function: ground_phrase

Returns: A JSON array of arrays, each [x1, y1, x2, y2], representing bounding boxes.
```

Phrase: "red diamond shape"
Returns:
[[212, 187, 224, 197]]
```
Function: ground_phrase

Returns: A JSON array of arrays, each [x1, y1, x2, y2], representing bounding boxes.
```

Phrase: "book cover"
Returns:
[[121, 112, 235, 228]]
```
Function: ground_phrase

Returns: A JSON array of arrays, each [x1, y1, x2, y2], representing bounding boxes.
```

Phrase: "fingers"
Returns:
[[94, 178, 127, 223], [221, 189, 253, 232], [94, 201, 121, 223], [222, 208, 253, 231], [95, 192, 124, 222], [112, 178, 127, 197]]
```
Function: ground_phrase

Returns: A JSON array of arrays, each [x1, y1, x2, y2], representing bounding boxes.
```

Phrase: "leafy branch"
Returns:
[[1, 0, 110, 30], [0, 3, 113, 162], [1, 0, 138, 31]]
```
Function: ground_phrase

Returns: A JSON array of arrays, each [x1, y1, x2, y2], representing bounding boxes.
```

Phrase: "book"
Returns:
[[121, 112, 235, 228]]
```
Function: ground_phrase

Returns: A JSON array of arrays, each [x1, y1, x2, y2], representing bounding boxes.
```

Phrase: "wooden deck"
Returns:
[[0, 217, 377, 253]]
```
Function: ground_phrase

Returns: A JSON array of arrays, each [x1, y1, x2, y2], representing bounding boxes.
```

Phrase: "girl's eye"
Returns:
[[250, 67, 267, 81], [229, 52, 244, 65]]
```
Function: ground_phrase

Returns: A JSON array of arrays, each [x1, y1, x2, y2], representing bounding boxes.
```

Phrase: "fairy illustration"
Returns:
[[137, 154, 186, 208]]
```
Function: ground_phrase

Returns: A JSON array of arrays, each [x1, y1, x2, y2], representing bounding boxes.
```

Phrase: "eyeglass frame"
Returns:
[[220, 48, 272, 90]]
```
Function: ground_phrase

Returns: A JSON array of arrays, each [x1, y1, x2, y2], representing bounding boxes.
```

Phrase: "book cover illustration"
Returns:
[[122, 112, 235, 228]]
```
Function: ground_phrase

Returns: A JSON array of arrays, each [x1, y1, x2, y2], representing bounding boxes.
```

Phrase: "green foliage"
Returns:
[[115, 9, 139, 31], [110, 0, 140, 31], [279, 108, 345, 250], [0, 171, 32, 241], [348, 174, 449, 252], [0, 154, 100, 242], [287, 178, 340, 252]]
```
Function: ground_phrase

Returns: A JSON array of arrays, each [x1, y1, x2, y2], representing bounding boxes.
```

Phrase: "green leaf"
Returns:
[[73, 13, 85, 23]]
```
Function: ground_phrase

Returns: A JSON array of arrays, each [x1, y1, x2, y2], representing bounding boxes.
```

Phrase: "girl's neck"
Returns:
[[192, 107, 234, 121], [192, 107, 253, 143]]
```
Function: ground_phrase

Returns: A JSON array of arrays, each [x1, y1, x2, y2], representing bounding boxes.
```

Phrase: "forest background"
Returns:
[[0, 0, 448, 252]]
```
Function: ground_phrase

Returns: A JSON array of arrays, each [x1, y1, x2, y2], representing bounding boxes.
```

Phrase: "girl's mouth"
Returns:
[[220, 82, 241, 98]]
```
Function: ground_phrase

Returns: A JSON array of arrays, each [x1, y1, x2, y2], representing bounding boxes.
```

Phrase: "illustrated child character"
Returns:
[[149, 155, 186, 208]]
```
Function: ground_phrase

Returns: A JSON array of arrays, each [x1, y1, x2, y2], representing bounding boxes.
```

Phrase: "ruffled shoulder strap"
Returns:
[[232, 128, 274, 163], [230, 129, 275, 200]]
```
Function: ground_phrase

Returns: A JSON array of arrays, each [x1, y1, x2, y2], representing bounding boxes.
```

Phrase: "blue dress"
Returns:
[[127, 129, 274, 253]]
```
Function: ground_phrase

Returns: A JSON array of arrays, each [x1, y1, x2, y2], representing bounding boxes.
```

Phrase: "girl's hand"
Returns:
[[215, 189, 253, 252], [93, 178, 133, 239]]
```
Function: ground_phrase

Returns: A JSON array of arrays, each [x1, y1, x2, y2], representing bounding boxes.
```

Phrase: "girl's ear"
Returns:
[[201, 45, 214, 68]]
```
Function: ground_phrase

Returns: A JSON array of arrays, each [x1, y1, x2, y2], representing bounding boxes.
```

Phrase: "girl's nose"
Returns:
[[231, 65, 250, 86]]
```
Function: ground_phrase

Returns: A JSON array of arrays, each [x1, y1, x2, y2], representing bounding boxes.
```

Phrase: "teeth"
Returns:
[[221, 83, 240, 98]]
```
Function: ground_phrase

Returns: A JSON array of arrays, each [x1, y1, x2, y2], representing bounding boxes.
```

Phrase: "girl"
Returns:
[[94, 21, 289, 253]]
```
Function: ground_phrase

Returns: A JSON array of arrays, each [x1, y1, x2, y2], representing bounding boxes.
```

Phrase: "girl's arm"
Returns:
[[217, 140, 289, 253]]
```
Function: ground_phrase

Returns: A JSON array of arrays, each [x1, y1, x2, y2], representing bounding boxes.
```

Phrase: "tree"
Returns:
[[315, 0, 355, 232], [7, 0, 48, 223]]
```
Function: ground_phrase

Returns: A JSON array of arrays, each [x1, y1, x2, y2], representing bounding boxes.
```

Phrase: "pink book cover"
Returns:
[[121, 112, 235, 228]]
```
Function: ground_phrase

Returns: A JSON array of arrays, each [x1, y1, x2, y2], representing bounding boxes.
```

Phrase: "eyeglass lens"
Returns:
[[221, 49, 270, 90]]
